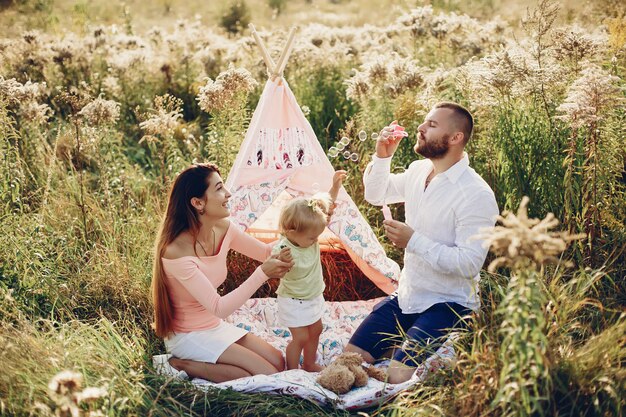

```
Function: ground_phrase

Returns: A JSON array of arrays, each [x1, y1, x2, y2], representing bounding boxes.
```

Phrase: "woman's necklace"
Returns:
[[197, 228, 216, 256]]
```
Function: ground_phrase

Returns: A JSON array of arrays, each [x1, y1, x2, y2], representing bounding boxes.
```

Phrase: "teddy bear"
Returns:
[[316, 352, 387, 394]]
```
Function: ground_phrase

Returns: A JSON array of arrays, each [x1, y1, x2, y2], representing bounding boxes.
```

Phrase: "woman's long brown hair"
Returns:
[[152, 163, 220, 338]]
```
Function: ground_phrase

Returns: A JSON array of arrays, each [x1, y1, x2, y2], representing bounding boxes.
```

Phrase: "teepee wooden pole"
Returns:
[[249, 24, 276, 75], [274, 27, 297, 78]]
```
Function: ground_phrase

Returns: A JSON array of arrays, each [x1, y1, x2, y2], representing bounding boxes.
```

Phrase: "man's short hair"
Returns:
[[434, 102, 474, 144]]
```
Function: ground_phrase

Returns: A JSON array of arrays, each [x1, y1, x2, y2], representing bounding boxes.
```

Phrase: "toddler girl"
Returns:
[[273, 170, 346, 371]]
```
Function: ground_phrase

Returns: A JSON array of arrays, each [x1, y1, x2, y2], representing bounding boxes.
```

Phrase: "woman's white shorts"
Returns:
[[164, 320, 248, 364], [277, 293, 325, 328]]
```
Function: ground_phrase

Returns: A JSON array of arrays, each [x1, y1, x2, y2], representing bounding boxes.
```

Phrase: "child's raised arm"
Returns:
[[328, 170, 347, 216]]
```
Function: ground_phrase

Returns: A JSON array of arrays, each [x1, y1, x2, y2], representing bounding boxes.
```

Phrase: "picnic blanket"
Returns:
[[153, 297, 457, 410]]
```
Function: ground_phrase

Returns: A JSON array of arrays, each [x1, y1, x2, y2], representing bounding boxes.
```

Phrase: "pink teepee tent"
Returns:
[[226, 26, 400, 294]]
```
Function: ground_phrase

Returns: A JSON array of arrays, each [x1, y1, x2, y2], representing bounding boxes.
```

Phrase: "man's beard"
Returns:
[[415, 133, 450, 159]]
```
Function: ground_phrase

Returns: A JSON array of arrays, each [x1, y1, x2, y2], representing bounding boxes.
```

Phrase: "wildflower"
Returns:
[[48, 370, 83, 398], [553, 26, 606, 65], [0, 77, 25, 105], [397, 6, 434, 38], [56, 90, 91, 115], [364, 56, 388, 84], [108, 49, 146, 71], [50, 34, 86, 64], [139, 94, 184, 137], [556, 62, 621, 129], [102, 75, 121, 96], [75, 386, 107, 404], [385, 56, 424, 96], [22, 30, 40, 45], [474, 196, 583, 271], [416, 66, 453, 108], [345, 70, 370, 101], [0, 78, 47, 104], [197, 65, 257, 113], [147, 26, 163, 44], [78, 96, 121, 126], [20, 101, 53, 125]]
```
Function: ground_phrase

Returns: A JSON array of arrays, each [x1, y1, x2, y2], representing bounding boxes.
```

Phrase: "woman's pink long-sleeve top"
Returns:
[[161, 221, 272, 334]]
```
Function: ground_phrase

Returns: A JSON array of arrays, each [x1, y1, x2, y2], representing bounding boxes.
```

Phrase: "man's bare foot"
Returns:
[[302, 363, 324, 372]]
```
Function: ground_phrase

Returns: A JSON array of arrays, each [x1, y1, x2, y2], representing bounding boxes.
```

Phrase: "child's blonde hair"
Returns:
[[279, 192, 333, 233]]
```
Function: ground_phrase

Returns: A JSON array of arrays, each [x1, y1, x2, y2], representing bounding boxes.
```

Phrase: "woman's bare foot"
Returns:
[[302, 362, 324, 372], [168, 357, 185, 372]]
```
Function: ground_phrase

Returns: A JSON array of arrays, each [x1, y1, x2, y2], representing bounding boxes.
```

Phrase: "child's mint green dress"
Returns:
[[272, 236, 325, 300]]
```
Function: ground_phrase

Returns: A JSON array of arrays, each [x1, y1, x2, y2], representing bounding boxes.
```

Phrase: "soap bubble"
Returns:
[[358, 130, 367, 141], [336, 143, 345, 151], [312, 182, 320, 193], [371, 132, 379, 140], [343, 151, 351, 159], [328, 147, 339, 158], [350, 153, 359, 162], [339, 137, 351, 146], [382, 131, 390, 139]]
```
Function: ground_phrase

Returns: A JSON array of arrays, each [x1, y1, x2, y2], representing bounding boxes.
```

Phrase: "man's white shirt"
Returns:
[[364, 152, 499, 314]]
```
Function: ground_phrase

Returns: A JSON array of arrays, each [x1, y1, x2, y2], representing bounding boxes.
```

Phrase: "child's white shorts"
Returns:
[[164, 320, 248, 363], [277, 293, 325, 328]]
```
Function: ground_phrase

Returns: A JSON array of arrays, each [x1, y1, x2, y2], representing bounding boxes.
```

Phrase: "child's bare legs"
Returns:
[[285, 326, 308, 370], [301, 319, 323, 372], [285, 321, 323, 372]]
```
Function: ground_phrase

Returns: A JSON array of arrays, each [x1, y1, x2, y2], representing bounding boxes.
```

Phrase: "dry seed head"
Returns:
[[197, 65, 257, 113], [553, 26, 606, 63], [474, 196, 584, 271], [556, 62, 622, 129], [139, 94, 183, 136], [19, 101, 53, 125], [345, 71, 370, 101], [48, 370, 83, 397], [108, 49, 146, 71], [75, 386, 107, 404], [0, 78, 48, 104], [56, 91, 91, 115], [78, 96, 121, 126]]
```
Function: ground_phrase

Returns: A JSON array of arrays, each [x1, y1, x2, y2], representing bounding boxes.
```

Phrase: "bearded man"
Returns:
[[345, 102, 499, 383]]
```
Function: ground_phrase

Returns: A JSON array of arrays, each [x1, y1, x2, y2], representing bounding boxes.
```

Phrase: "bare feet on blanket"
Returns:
[[303, 363, 324, 372]]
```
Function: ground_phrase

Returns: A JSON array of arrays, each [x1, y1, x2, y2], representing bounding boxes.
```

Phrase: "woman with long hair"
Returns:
[[152, 163, 293, 382]]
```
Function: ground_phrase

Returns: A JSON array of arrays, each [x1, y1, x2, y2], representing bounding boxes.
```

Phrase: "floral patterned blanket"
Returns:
[[153, 297, 457, 410]]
